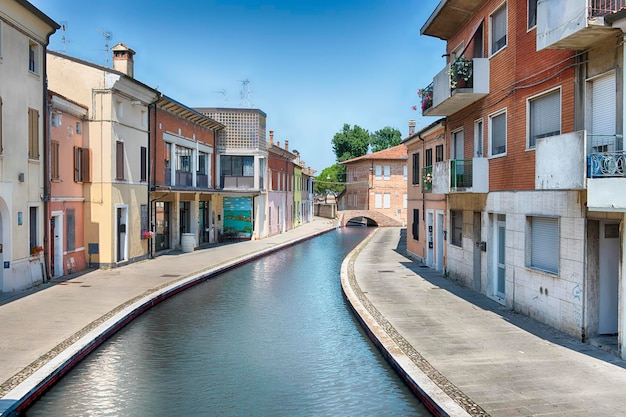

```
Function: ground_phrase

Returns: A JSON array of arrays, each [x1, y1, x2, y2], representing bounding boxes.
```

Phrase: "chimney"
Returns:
[[285, 139, 289, 151], [112, 43, 136, 78], [409, 120, 416, 136], [277, 141, 280, 148], [269, 130, 274, 145]]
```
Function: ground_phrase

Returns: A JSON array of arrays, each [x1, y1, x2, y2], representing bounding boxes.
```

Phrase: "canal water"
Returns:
[[25, 228, 430, 416]]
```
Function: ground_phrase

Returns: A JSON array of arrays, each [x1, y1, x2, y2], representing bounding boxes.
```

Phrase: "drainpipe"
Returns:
[[147, 93, 162, 259]]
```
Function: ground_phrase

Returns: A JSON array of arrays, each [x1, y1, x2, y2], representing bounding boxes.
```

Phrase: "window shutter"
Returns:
[[531, 217, 559, 273], [530, 91, 561, 147], [0, 96, 3, 154], [82, 148, 91, 182], [140, 146, 147, 182], [412, 209, 419, 240], [591, 74, 616, 151], [73, 146, 79, 182], [116, 141, 124, 180]]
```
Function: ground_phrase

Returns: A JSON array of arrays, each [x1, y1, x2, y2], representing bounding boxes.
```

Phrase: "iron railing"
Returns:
[[590, 0, 626, 16], [450, 159, 473, 189], [588, 152, 626, 177]]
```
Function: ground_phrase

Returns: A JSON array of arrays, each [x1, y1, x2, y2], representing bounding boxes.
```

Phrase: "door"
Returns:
[[426, 211, 434, 267], [436, 211, 444, 272], [452, 130, 464, 186], [494, 214, 506, 299], [473, 212, 482, 291], [598, 222, 619, 334], [52, 213, 63, 277], [117, 207, 127, 262], [179, 201, 190, 245]]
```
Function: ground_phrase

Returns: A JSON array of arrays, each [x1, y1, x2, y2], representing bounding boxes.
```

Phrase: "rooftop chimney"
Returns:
[[409, 120, 416, 136], [285, 139, 289, 151], [269, 130, 274, 145], [112, 43, 136, 78]]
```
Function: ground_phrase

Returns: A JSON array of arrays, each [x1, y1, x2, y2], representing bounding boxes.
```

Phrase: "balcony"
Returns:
[[431, 158, 489, 194], [537, 0, 625, 50], [423, 58, 489, 117], [221, 175, 255, 190]]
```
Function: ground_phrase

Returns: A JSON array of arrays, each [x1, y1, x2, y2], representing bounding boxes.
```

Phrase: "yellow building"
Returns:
[[47, 44, 158, 268]]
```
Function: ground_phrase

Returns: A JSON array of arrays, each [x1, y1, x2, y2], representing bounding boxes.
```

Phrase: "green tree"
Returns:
[[370, 126, 402, 152], [331, 124, 370, 162], [314, 164, 346, 197]]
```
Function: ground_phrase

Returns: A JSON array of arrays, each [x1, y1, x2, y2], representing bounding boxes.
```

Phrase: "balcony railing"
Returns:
[[423, 58, 489, 117], [587, 134, 625, 178], [197, 174, 209, 188], [422, 166, 433, 192], [222, 175, 255, 189], [176, 170, 192, 187], [537, 0, 625, 50], [450, 160, 473, 189]]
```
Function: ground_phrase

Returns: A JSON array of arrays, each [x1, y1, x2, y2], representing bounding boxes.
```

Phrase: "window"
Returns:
[[221, 155, 254, 176], [198, 152, 208, 175], [28, 40, 39, 73], [375, 165, 382, 180], [474, 119, 484, 157], [51, 141, 60, 180], [140, 146, 147, 182], [490, 3, 507, 55], [412, 209, 419, 241], [74, 147, 91, 182], [375, 193, 382, 209], [403, 165, 407, 180], [529, 216, 559, 274], [76, 121, 82, 135], [425, 148, 433, 167], [383, 165, 390, 180], [66, 209, 75, 251], [435, 145, 444, 162], [116, 141, 124, 180], [30, 207, 38, 250], [28, 108, 39, 159], [51, 113, 61, 127], [412, 152, 420, 185], [528, 0, 538, 30], [473, 22, 484, 58], [489, 111, 507, 156], [451, 210, 463, 247], [176, 146, 192, 172], [528, 89, 561, 148], [383, 193, 391, 208]]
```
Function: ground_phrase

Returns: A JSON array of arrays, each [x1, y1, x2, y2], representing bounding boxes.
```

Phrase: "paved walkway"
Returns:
[[342, 227, 626, 417], [0, 217, 338, 416]]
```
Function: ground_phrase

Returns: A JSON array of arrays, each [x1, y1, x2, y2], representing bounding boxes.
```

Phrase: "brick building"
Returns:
[[420, 0, 626, 356]]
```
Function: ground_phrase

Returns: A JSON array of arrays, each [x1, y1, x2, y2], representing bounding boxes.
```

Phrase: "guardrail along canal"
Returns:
[[25, 228, 430, 416]]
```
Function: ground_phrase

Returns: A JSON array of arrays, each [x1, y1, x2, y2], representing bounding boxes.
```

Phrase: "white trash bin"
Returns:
[[181, 233, 196, 253]]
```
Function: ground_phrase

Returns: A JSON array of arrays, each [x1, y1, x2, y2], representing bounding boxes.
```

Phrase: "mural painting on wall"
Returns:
[[223, 197, 253, 238]]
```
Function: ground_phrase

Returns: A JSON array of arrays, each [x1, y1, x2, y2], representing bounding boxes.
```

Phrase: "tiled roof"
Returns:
[[340, 144, 407, 164]]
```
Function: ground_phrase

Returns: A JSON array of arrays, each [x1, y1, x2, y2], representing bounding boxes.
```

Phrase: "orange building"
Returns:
[[47, 92, 89, 277]]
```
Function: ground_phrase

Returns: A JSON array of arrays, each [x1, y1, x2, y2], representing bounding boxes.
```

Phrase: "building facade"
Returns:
[[47, 91, 88, 277], [404, 119, 447, 272], [195, 107, 268, 239], [421, 0, 626, 356], [266, 131, 295, 237], [150, 96, 224, 252], [339, 144, 408, 226], [47, 45, 159, 268], [0, 0, 58, 291]]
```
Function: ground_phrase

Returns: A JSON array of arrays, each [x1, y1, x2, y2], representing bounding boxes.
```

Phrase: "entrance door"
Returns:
[[52, 213, 63, 277], [436, 211, 444, 271], [179, 201, 190, 245], [117, 207, 127, 262], [598, 222, 619, 334], [494, 214, 506, 299], [426, 211, 434, 267], [473, 211, 482, 291]]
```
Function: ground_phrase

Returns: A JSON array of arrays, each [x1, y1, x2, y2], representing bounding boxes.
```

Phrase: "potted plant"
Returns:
[[448, 56, 473, 89], [30, 245, 44, 256], [417, 84, 433, 113], [142, 230, 155, 240]]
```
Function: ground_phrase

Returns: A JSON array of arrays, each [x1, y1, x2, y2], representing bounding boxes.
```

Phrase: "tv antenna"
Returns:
[[98, 29, 112, 67], [59, 21, 72, 53], [239, 79, 253, 108]]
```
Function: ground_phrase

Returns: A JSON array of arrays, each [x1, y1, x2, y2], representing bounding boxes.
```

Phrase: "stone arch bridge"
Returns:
[[338, 210, 404, 228]]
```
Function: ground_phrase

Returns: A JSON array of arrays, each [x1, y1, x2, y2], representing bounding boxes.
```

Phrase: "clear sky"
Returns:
[[30, 0, 445, 173]]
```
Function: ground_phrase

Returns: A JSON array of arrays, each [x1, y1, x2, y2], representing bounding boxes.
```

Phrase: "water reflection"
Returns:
[[26, 228, 429, 416]]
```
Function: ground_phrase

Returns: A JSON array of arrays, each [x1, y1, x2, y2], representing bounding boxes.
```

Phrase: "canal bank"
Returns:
[[343, 227, 626, 417], [0, 218, 338, 416]]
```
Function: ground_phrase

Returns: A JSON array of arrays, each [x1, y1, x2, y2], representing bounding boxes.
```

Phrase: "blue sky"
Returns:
[[31, 0, 445, 172]]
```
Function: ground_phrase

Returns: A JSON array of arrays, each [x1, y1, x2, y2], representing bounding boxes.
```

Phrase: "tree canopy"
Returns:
[[331, 124, 370, 163], [314, 164, 345, 196], [370, 126, 402, 153]]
